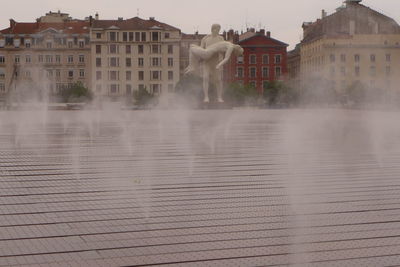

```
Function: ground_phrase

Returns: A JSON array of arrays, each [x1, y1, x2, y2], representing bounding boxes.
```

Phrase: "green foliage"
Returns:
[[133, 87, 156, 107], [60, 81, 92, 103], [224, 82, 259, 106], [263, 81, 298, 107]]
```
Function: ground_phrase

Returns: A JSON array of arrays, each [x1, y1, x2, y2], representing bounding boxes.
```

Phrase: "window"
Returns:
[[0, 56, 5, 64], [55, 55, 61, 63], [370, 54, 376, 62], [370, 66, 376, 76], [330, 66, 335, 77], [129, 32, 134, 42], [46, 42, 52, 49], [340, 66, 346, 76], [126, 84, 132, 95], [126, 58, 132, 67], [151, 84, 161, 94], [151, 57, 160, 67], [262, 55, 269, 64], [96, 45, 101, 54], [110, 57, 119, 67], [68, 70, 74, 78], [151, 70, 161, 80], [386, 66, 391, 76], [109, 32, 117, 41], [138, 58, 144, 67], [138, 71, 144, 80], [126, 45, 131, 54], [109, 71, 118, 81], [237, 67, 243, 78], [79, 41, 84, 48], [354, 54, 360, 62], [138, 45, 144, 54], [340, 54, 346, 62], [79, 55, 85, 63], [96, 33, 102, 39], [386, 54, 391, 62], [110, 84, 119, 93], [79, 69, 85, 77], [168, 71, 173, 80], [135, 32, 141, 42], [168, 45, 173, 54], [0, 40, 5, 48], [39, 55, 44, 63], [45, 55, 53, 63], [237, 56, 243, 64], [56, 69, 61, 79], [263, 81, 269, 89], [68, 41, 73, 48], [249, 55, 256, 64], [262, 67, 269, 78], [250, 81, 256, 88], [141, 32, 147, 42], [126, 70, 132, 81], [126, 71, 132, 81], [355, 66, 360, 76], [96, 71, 102, 80], [14, 55, 20, 64], [96, 58, 101, 67], [250, 67, 256, 78], [25, 70, 31, 78], [123, 32, 128, 42], [0, 68, 5, 79], [165, 33, 170, 39], [25, 55, 31, 63], [109, 44, 118, 54], [152, 45, 160, 54], [275, 66, 282, 78], [330, 54, 335, 63], [25, 41, 31, 48], [67, 55, 73, 63], [275, 55, 281, 64], [0, 83, 5, 92], [152, 32, 159, 42], [168, 58, 173, 67]]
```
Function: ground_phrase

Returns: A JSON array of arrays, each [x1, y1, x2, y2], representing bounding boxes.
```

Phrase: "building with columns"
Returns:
[[0, 12, 91, 101], [300, 0, 400, 102]]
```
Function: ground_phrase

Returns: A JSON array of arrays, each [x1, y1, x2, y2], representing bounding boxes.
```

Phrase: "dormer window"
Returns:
[[25, 40, 31, 48], [14, 39, 20, 48]]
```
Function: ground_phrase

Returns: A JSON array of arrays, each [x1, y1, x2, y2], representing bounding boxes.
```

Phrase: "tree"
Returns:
[[174, 74, 204, 107], [263, 81, 298, 107], [224, 82, 259, 106], [133, 87, 156, 107], [60, 81, 92, 103]]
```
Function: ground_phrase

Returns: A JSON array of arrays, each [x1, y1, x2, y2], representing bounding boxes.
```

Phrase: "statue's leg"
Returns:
[[216, 69, 224, 102], [203, 67, 210, 103]]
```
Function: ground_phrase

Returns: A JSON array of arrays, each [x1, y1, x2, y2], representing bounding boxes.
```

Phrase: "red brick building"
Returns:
[[225, 29, 288, 93]]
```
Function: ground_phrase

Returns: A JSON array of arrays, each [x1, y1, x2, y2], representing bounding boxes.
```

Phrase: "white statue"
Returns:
[[185, 24, 243, 103]]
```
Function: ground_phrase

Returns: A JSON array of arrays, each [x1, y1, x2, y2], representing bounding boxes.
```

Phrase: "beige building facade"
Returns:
[[300, 0, 400, 101], [0, 12, 91, 101], [90, 17, 181, 98]]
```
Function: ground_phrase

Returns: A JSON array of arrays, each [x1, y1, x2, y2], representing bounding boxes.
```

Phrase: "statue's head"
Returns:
[[233, 45, 244, 56], [211, 24, 221, 35]]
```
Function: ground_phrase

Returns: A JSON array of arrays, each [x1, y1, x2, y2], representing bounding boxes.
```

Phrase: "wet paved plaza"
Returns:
[[1, 109, 400, 266]]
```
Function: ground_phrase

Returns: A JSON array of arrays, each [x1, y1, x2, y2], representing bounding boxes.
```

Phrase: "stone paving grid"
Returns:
[[1, 110, 400, 266]]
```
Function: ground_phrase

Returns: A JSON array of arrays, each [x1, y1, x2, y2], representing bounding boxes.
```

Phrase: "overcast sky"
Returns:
[[1, 0, 400, 49]]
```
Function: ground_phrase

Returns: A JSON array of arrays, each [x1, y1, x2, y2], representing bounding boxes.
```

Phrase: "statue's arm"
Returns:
[[200, 37, 207, 49], [216, 46, 233, 70]]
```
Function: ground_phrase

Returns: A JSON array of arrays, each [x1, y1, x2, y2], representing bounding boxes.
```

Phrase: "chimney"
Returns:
[[149, 17, 155, 21], [118, 17, 123, 21], [266, 31, 271, 38], [249, 28, 255, 33], [9, 19, 16, 29], [233, 32, 239, 44], [95, 12, 99, 20], [227, 29, 234, 41], [259, 29, 265, 35], [321, 9, 327, 18]]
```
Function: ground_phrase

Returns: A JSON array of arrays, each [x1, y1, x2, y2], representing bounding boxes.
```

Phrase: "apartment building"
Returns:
[[0, 11, 91, 100], [225, 29, 288, 93], [91, 16, 181, 98], [300, 0, 400, 98]]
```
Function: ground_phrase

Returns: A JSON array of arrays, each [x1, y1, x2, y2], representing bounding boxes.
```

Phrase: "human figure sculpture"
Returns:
[[185, 24, 243, 103]]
